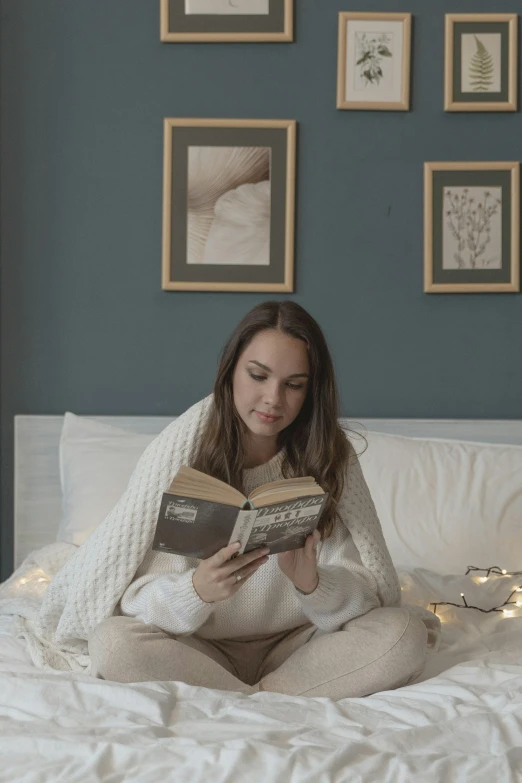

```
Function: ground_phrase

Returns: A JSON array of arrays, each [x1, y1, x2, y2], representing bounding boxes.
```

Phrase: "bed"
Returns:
[[1, 412, 521, 782]]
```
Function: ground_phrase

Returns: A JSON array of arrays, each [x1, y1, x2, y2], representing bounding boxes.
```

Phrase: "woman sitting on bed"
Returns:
[[87, 300, 429, 698]]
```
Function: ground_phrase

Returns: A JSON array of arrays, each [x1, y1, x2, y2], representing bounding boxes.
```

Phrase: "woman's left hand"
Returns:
[[277, 530, 321, 594]]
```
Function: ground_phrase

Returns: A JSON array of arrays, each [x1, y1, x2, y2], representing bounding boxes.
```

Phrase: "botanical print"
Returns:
[[185, 0, 269, 14], [442, 186, 502, 270], [461, 33, 501, 93], [354, 32, 394, 91], [186, 146, 271, 266]]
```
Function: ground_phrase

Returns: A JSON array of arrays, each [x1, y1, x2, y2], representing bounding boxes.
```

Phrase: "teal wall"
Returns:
[[1, 0, 521, 579]]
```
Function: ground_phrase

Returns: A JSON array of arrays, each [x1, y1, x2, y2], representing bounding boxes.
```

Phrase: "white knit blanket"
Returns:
[[0, 393, 441, 673]]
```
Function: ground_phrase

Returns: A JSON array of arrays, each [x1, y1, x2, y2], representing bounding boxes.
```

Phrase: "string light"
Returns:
[[15, 569, 48, 590], [465, 565, 522, 578], [429, 565, 522, 617]]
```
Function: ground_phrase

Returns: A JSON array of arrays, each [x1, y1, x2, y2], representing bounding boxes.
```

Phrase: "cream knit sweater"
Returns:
[[1, 392, 440, 674], [119, 447, 384, 638]]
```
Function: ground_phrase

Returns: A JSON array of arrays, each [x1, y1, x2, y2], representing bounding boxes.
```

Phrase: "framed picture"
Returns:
[[444, 13, 518, 111], [336, 12, 411, 111], [160, 0, 293, 42], [162, 118, 296, 292], [424, 161, 520, 293]]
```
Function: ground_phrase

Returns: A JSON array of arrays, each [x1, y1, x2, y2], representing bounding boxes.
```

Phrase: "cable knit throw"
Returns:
[[0, 393, 441, 673]]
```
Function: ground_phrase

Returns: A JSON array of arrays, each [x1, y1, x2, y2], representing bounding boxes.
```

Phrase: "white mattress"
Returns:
[[1, 559, 521, 782]]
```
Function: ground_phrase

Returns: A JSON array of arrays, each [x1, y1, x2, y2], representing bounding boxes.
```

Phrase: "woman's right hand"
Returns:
[[192, 542, 269, 604]]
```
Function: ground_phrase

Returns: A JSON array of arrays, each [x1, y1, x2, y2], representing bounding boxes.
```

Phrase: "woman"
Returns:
[[87, 300, 430, 698]]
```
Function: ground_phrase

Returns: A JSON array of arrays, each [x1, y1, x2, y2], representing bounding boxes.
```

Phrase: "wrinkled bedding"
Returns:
[[0, 550, 521, 782]]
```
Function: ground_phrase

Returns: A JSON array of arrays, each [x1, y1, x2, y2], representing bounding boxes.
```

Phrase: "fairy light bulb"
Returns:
[[502, 569, 507, 575]]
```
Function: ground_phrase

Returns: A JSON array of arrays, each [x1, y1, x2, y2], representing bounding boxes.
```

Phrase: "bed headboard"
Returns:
[[13, 414, 522, 570]]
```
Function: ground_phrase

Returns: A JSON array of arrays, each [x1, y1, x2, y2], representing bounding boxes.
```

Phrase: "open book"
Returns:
[[152, 465, 328, 560]]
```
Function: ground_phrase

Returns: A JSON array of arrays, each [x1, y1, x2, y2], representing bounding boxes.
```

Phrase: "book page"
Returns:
[[251, 486, 324, 506], [248, 476, 314, 497], [168, 465, 246, 507], [249, 476, 323, 505]]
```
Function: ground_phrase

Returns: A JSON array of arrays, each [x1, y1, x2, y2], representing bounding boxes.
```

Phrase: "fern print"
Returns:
[[468, 35, 494, 92]]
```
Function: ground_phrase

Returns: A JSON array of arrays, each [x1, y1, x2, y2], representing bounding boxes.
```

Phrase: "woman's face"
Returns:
[[232, 329, 310, 443]]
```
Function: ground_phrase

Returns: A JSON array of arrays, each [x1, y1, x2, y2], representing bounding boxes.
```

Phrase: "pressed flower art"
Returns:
[[337, 12, 411, 111], [424, 162, 519, 293], [443, 187, 502, 270], [355, 32, 394, 90]]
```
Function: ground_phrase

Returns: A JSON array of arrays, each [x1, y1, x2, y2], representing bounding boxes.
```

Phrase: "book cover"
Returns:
[[152, 493, 329, 560], [246, 495, 328, 554]]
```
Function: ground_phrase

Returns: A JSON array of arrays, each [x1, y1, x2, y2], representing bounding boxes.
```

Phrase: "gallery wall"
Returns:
[[1, 0, 521, 579]]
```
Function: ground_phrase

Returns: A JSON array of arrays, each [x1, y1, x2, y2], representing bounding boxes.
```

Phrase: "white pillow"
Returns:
[[357, 431, 522, 575], [57, 413, 159, 546]]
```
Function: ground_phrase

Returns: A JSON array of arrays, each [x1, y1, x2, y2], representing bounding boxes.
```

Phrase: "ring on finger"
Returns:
[[235, 571, 242, 583]]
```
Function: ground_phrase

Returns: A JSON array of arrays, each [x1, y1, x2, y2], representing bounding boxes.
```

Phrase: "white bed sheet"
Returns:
[[0, 553, 521, 783]]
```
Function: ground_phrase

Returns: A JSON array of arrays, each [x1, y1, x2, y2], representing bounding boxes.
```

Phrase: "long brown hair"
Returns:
[[190, 300, 367, 540]]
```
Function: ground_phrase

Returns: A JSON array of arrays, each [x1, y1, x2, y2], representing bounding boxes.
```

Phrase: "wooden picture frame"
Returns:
[[337, 11, 411, 111], [160, 0, 293, 43], [162, 118, 296, 292], [444, 13, 518, 112], [424, 161, 520, 293]]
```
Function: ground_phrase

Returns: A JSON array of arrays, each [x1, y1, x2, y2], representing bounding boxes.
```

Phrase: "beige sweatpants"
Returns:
[[88, 606, 428, 700]]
